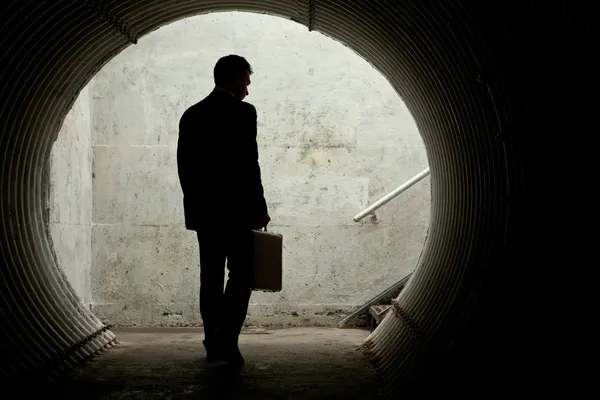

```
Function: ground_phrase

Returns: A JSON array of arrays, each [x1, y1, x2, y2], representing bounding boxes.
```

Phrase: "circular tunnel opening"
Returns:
[[48, 11, 430, 330], [1, 1, 593, 397]]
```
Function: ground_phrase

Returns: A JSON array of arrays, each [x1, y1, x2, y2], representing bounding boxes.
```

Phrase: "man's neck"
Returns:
[[214, 86, 235, 98]]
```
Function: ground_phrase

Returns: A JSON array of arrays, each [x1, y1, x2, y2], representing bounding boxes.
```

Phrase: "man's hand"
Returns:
[[253, 213, 271, 230]]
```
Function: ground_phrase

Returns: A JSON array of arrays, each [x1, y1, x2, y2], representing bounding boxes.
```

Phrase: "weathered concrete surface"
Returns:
[[80, 12, 430, 326], [48, 85, 93, 306], [42, 327, 381, 399]]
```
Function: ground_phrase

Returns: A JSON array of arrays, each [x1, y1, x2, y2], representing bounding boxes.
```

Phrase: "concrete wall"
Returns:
[[48, 85, 94, 306], [89, 12, 430, 326]]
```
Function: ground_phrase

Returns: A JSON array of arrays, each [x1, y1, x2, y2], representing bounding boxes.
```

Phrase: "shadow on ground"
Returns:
[[24, 327, 383, 399]]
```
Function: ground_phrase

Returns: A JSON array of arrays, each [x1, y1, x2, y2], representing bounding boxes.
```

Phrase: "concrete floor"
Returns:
[[41, 327, 383, 399]]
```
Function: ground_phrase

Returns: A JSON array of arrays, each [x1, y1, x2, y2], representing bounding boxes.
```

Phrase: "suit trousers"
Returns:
[[196, 225, 253, 346]]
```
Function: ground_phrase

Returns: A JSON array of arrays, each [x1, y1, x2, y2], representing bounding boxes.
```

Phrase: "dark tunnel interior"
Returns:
[[0, 0, 596, 398]]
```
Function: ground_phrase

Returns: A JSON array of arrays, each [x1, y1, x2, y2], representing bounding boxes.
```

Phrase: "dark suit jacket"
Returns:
[[177, 90, 268, 230]]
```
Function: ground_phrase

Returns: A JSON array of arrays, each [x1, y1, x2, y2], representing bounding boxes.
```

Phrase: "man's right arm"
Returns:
[[177, 110, 195, 197]]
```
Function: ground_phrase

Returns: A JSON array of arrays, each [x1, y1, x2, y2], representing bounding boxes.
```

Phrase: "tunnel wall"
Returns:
[[47, 85, 94, 307], [0, 0, 595, 396], [84, 12, 429, 327]]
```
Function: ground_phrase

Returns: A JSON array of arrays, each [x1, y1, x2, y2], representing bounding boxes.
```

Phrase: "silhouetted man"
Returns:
[[177, 55, 270, 366]]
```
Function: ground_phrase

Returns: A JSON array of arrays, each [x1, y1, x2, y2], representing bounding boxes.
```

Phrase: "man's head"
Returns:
[[213, 55, 252, 101]]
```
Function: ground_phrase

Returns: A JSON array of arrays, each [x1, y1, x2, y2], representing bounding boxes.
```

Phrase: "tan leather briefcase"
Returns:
[[252, 229, 283, 292]]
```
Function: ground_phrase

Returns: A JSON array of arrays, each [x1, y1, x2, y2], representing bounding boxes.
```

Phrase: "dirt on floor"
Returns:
[[26, 327, 384, 399]]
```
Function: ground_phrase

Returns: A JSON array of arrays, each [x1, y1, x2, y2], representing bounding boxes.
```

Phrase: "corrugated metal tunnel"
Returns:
[[0, 0, 595, 397]]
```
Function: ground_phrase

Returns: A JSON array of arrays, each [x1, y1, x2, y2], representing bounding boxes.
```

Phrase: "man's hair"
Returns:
[[213, 55, 252, 86]]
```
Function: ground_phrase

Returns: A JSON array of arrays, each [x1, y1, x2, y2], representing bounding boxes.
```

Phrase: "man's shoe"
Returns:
[[203, 339, 223, 362], [221, 346, 245, 367]]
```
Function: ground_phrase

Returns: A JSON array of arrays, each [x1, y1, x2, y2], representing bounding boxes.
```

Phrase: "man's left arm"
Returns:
[[245, 103, 269, 227]]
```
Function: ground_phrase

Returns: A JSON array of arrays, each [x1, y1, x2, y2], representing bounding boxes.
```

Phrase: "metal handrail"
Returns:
[[353, 167, 430, 222]]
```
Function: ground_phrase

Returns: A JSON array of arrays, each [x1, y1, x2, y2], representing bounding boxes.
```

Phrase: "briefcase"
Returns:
[[252, 229, 283, 292]]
